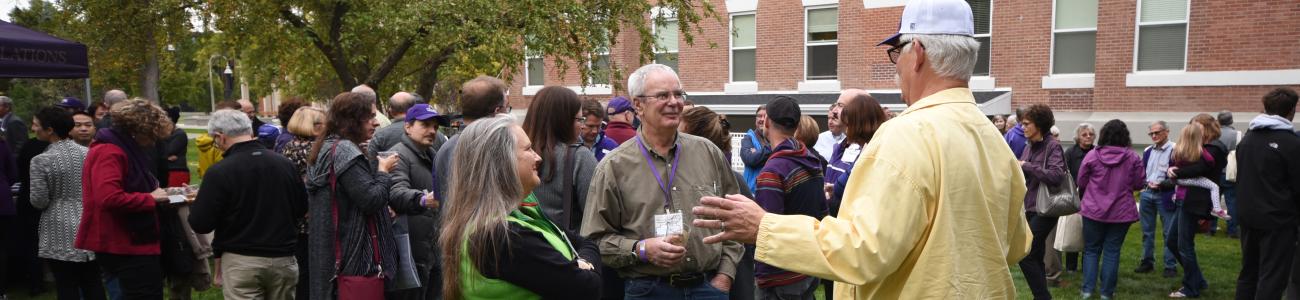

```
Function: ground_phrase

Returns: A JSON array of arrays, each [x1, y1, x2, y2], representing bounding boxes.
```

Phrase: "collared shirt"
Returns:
[[753, 88, 1033, 299], [580, 129, 744, 279], [813, 130, 844, 159], [1145, 142, 1175, 184]]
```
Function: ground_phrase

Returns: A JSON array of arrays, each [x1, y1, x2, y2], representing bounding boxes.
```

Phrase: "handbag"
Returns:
[[389, 216, 421, 290], [1225, 132, 1243, 182], [1053, 214, 1084, 252], [1035, 148, 1081, 217], [560, 145, 579, 231], [328, 142, 386, 300]]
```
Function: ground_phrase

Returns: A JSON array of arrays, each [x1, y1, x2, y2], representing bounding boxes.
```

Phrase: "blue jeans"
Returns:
[[1223, 183, 1238, 235], [1138, 190, 1177, 269], [1081, 218, 1130, 297], [625, 277, 729, 300], [1167, 203, 1208, 296]]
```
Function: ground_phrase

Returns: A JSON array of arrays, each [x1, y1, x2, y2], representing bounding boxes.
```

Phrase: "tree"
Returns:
[[5, 0, 211, 110], [203, 0, 720, 106]]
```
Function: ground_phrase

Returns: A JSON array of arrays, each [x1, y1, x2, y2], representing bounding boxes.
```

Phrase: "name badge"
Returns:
[[654, 210, 684, 237]]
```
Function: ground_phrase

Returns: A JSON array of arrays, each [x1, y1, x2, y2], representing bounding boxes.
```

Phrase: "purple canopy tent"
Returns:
[[0, 20, 92, 100]]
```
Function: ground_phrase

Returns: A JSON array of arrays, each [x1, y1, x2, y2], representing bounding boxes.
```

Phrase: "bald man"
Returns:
[[352, 84, 391, 128], [237, 99, 266, 130]]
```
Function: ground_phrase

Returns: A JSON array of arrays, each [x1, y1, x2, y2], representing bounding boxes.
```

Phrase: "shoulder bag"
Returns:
[[1036, 147, 1081, 216], [329, 142, 386, 299]]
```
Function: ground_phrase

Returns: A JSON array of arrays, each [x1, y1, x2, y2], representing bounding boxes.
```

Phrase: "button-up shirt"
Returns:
[[580, 130, 744, 279], [1145, 142, 1175, 185], [753, 88, 1033, 299], [814, 130, 844, 159]]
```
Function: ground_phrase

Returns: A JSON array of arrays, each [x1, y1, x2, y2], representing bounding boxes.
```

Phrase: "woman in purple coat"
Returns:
[[1075, 120, 1145, 299]]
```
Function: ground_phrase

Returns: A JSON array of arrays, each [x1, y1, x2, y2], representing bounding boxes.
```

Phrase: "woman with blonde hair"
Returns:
[[440, 115, 601, 300], [1164, 114, 1229, 298]]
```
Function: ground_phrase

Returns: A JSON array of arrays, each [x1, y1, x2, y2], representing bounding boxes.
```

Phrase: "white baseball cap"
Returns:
[[878, 0, 976, 46]]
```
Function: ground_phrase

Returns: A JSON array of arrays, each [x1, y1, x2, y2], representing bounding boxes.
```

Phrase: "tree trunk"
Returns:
[[140, 36, 161, 104]]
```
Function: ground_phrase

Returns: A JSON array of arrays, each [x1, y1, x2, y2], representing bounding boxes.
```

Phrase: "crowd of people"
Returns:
[[2, 0, 1300, 300]]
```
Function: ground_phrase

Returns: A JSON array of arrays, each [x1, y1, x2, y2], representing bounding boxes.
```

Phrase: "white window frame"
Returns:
[[524, 55, 544, 87], [1048, 0, 1096, 75], [803, 5, 839, 82], [971, 0, 992, 77], [1132, 0, 1190, 72], [652, 18, 679, 70], [729, 12, 756, 84], [587, 51, 611, 87]]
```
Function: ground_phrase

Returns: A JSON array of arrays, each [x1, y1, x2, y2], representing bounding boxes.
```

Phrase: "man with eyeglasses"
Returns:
[[813, 101, 846, 165], [688, 0, 1032, 298], [1136, 120, 1180, 278], [581, 64, 743, 300]]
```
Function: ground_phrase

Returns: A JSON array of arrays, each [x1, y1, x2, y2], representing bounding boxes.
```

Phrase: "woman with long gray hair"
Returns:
[[439, 115, 601, 300]]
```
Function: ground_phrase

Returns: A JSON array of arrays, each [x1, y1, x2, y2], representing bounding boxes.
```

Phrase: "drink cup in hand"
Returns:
[[377, 151, 398, 160]]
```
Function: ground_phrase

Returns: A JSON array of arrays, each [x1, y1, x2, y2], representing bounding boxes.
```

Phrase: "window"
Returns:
[[731, 14, 756, 82], [1135, 0, 1188, 71], [654, 19, 679, 72], [590, 53, 610, 86], [969, 0, 991, 76], [1052, 0, 1097, 74], [525, 55, 544, 86], [805, 7, 838, 80]]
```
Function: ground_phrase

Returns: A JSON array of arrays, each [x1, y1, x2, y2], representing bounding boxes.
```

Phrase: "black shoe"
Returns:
[[1135, 262, 1154, 273], [1163, 268, 1178, 278]]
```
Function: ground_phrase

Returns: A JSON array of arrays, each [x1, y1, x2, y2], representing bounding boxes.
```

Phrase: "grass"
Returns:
[[1009, 223, 1241, 300]]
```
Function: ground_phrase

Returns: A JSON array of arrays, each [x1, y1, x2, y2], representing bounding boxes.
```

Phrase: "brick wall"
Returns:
[[505, 0, 1300, 113]]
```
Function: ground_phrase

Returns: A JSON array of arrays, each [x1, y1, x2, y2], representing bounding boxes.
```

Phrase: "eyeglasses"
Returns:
[[636, 90, 687, 103], [575, 116, 587, 123], [886, 41, 914, 64], [1148, 131, 1165, 137]]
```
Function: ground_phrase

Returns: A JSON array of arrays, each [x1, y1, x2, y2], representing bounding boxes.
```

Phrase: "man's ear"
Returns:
[[911, 39, 926, 73]]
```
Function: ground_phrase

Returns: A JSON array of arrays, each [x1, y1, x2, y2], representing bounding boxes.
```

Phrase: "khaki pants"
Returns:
[[220, 253, 298, 300]]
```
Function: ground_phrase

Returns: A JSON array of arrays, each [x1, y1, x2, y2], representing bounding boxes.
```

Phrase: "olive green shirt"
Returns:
[[580, 130, 744, 279]]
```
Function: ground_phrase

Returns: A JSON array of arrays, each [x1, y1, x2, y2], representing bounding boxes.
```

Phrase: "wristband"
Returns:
[[638, 240, 648, 262]]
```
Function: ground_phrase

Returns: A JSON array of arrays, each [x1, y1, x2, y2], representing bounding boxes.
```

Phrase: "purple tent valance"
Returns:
[[0, 20, 89, 79]]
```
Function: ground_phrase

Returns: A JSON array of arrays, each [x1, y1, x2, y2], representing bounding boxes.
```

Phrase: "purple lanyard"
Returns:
[[635, 136, 681, 211]]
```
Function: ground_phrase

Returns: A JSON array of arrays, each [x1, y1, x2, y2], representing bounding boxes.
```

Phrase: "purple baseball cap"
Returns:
[[607, 96, 634, 115], [406, 104, 450, 126]]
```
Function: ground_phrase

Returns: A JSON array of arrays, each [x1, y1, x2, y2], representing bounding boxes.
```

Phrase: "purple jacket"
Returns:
[[1020, 135, 1067, 211], [1076, 146, 1145, 223]]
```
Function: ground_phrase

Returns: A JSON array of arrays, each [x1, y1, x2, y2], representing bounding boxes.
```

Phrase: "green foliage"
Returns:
[[4, 0, 211, 111], [202, 0, 722, 107]]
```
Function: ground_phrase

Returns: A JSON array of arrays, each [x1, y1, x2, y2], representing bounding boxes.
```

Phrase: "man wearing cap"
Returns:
[[386, 103, 450, 300], [689, 0, 1032, 298], [581, 64, 744, 299], [752, 96, 826, 300], [604, 96, 638, 145], [368, 92, 447, 159], [57, 97, 87, 113]]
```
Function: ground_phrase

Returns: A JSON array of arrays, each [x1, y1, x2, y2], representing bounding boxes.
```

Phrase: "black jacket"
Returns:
[[1172, 141, 1227, 218], [1065, 144, 1093, 195], [189, 140, 308, 257], [162, 128, 189, 171], [479, 223, 602, 300], [1235, 128, 1300, 230]]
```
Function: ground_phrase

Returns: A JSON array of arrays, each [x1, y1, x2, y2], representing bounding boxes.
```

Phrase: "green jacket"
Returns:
[[458, 194, 576, 299]]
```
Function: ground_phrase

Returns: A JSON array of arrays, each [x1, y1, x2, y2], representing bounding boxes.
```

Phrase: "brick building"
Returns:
[[507, 0, 1300, 142]]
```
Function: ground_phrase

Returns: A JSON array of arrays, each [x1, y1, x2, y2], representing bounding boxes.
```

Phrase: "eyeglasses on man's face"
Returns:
[[887, 41, 914, 64], [636, 90, 688, 103]]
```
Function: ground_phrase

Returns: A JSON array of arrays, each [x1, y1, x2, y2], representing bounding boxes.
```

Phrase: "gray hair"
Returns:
[[351, 85, 377, 102], [388, 92, 417, 116], [104, 89, 128, 105], [1074, 123, 1095, 143], [1150, 120, 1168, 130], [900, 34, 980, 81], [0, 96, 11, 107], [207, 108, 254, 137], [627, 64, 681, 100], [1217, 110, 1233, 126], [1050, 125, 1060, 137]]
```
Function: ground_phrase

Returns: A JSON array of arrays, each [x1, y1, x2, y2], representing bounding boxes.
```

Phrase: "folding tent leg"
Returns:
[[85, 78, 92, 103]]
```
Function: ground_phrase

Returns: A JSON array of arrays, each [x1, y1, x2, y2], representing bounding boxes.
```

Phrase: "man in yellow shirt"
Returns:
[[690, 0, 1032, 298]]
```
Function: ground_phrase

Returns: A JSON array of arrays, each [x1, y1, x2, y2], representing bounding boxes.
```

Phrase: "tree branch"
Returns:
[[279, 4, 357, 88], [363, 26, 430, 87]]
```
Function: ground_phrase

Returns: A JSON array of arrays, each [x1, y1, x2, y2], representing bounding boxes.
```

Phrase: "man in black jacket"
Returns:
[[1234, 87, 1300, 300], [189, 109, 307, 300]]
